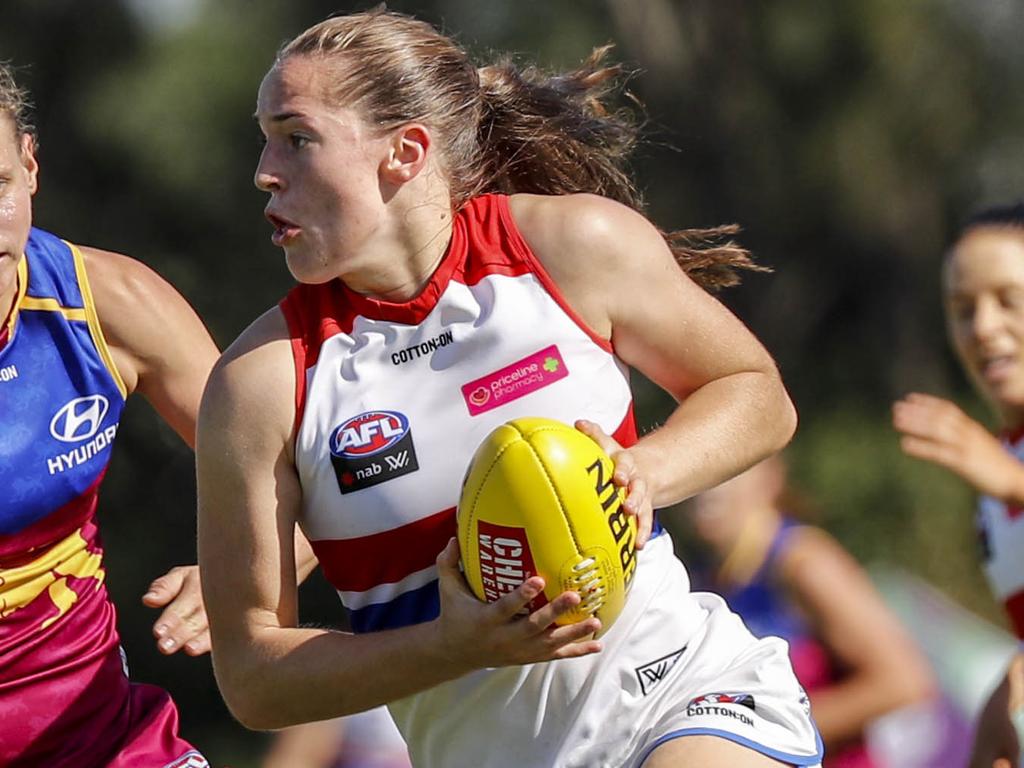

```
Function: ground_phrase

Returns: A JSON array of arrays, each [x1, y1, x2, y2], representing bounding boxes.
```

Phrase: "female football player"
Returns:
[[0, 61, 216, 766], [690, 456, 936, 766], [197, 9, 821, 767], [893, 203, 1024, 768]]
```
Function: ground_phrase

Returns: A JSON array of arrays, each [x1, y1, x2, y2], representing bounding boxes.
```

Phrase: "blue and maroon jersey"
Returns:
[[1, 227, 125, 555], [0, 228, 205, 767]]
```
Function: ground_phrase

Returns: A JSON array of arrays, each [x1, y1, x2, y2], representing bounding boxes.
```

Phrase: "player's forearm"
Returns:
[[632, 370, 796, 508], [215, 619, 466, 730]]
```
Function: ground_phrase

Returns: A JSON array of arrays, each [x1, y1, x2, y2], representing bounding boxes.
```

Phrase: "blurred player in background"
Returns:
[[893, 203, 1024, 768], [689, 456, 936, 766], [262, 706, 412, 768], [198, 8, 822, 767], [0, 61, 218, 766]]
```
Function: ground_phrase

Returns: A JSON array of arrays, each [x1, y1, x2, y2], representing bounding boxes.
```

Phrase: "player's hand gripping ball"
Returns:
[[457, 417, 638, 632]]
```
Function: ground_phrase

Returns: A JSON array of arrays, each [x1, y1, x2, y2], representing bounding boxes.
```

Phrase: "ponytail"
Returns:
[[473, 47, 764, 290]]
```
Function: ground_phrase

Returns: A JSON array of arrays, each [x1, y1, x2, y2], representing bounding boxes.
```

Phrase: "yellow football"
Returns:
[[457, 417, 637, 631]]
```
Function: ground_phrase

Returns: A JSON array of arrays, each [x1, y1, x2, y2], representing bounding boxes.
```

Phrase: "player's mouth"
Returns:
[[266, 211, 301, 246], [979, 354, 1019, 384]]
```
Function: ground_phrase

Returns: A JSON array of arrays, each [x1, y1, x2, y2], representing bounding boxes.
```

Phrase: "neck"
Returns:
[[1000, 411, 1024, 442], [342, 181, 454, 302], [0, 261, 18, 330], [715, 507, 782, 587]]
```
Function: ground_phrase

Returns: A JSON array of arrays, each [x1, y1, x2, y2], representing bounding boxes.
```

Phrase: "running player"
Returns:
[[893, 203, 1024, 768], [0, 62, 215, 767], [197, 10, 821, 767], [690, 457, 936, 766]]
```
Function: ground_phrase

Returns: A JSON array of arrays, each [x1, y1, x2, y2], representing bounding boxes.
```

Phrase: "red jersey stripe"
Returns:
[[310, 406, 635, 594], [312, 506, 457, 593]]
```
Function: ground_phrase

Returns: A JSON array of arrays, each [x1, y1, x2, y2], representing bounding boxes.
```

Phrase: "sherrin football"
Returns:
[[457, 417, 638, 631]]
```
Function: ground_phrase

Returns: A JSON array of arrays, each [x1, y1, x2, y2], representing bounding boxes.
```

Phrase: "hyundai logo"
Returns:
[[50, 395, 109, 443]]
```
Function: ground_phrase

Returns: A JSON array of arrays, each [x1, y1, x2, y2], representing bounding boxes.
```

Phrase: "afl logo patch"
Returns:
[[50, 395, 109, 443], [329, 411, 419, 494]]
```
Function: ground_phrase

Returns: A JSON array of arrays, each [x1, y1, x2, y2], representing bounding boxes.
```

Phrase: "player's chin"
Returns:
[[284, 249, 336, 286]]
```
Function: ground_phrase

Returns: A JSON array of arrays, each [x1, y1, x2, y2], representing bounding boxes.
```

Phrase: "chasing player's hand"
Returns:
[[142, 564, 211, 656], [893, 393, 1024, 502], [433, 538, 602, 672], [575, 419, 654, 548]]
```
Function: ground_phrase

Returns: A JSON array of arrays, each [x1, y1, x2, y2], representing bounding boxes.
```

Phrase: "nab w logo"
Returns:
[[635, 646, 686, 696], [50, 395, 109, 443], [385, 451, 410, 470]]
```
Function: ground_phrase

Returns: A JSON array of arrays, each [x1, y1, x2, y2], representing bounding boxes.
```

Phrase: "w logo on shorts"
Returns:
[[634, 646, 686, 696], [164, 752, 209, 768]]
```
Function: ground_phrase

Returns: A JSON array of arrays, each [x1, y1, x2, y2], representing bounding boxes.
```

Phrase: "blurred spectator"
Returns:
[[689, 456, 936, 766], [262, 706, 412, 768]]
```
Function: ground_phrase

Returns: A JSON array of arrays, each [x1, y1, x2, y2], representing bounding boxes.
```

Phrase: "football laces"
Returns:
[[571, 558, 607, 614]]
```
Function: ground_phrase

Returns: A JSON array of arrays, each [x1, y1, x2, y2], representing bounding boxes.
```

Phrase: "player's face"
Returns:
[[691, 466, 770, 553], [254, 56, 393, 286], [0, 118, 37, 313], [945, 227, 1024, 421]]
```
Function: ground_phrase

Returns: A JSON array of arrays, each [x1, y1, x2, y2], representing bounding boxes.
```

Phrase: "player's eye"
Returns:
[[289, 134, 310, 150], [948, 299, 974, 322], [1001, 289, 1024, 311]]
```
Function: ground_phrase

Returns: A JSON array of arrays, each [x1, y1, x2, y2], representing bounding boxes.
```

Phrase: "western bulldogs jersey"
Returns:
[[977, 430, 1024, 639], [0, 229, 206, 767], [282, 195, 821, 768]]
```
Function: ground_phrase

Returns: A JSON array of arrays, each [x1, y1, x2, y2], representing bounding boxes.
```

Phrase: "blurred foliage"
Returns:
[[4, 0, 1024, 763]]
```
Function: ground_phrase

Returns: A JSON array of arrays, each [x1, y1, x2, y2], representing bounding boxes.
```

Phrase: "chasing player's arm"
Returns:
[[84, 246, 318, 657], [512, 193, 797, 540], [83, 245, 219, 447], [893, 392, 1024, 506], [197, 309, 601, 730]]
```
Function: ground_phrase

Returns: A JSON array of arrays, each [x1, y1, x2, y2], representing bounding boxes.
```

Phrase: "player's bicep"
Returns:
[[605, 216, 778, 400], [86, 247, 219, 446], [196, 316, 300, 656], [518, 195, 778, 400]]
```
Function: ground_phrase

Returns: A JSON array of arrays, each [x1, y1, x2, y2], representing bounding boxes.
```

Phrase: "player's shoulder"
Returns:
[[202, 307, 293, 425], [79, 245, 179, 307], [508, 193, 659, 262], [198, 306, 295, 459], [776, 525, 862, 590]]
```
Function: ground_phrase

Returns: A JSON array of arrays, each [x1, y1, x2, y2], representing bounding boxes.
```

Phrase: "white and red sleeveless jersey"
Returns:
[[977, 430, 1024, 639], [280, 193, 641, 635], [279, 195, 821, 768]]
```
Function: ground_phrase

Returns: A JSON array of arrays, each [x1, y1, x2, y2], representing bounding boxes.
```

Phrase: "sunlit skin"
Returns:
[[0, 118, 38, 322], [254, 55, 451, 298]]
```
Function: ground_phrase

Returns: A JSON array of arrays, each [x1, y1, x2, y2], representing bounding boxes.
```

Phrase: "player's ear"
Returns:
[[382, 123, 430, 183], [20, 133, 38, 195]]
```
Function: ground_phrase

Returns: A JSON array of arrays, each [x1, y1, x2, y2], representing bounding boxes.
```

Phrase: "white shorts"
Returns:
[[391, 534, 822, 768]]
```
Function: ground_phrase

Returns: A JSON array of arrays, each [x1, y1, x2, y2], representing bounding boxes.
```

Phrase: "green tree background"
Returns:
[[4, 0, 1024, 763]]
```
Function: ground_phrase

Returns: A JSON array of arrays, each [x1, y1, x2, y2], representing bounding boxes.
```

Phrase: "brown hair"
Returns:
[[0, 62, 35, 145], [279, 8, 763, 290]]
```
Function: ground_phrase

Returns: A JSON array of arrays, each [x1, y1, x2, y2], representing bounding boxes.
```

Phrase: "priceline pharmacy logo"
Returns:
[[461, 345, 568, 416]]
